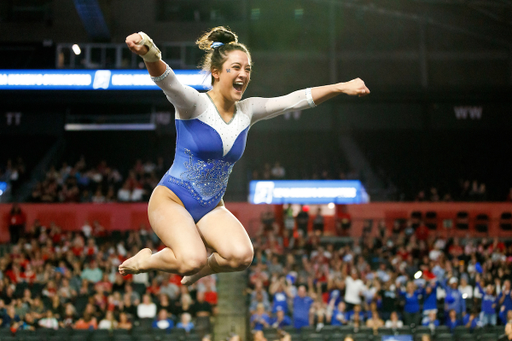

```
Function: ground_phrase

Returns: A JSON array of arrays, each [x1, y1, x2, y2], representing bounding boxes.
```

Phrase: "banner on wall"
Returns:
[[249, 180, 369, 204], [0, 69, 211, 90]]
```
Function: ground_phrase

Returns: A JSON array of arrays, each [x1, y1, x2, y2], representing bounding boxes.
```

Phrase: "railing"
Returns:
[[56, 42, 199, 70]]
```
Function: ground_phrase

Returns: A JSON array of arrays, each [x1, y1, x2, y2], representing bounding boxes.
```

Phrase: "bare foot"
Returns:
[[181, 264, 215, 286], [118, 248, 152, 275], [181, 273, 201, 286]]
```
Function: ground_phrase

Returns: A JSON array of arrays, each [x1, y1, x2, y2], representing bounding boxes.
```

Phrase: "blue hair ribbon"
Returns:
[[211, 42, 224, 49]]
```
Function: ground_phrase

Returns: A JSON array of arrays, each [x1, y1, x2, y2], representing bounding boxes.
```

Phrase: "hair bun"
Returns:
[[196, 26, 238, 51]]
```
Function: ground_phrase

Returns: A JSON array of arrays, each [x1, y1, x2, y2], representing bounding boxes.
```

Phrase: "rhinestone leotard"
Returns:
[[154, 64, 316, 223]]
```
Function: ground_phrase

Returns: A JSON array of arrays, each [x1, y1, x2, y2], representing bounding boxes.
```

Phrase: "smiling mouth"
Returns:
[[233, 82, 244, 92]]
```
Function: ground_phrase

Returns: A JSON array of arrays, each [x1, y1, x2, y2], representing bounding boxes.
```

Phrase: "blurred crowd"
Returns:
[[28, 156, 166, 204], [250, 162, 360, 183], [0, 214, 216, 336], [0, 157, 27, 196], [247, 208, 512, 335]]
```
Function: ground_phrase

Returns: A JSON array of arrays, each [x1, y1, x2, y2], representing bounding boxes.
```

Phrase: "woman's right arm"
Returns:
[[125, 33, 206, 118], [125, 33, 167, 77]]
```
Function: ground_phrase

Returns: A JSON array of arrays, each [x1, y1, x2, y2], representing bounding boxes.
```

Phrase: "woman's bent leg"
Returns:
[[181, 205, 254, 285], [118, 186, 207, 275]]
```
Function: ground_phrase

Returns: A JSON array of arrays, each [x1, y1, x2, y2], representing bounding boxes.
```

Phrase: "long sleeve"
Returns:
[[240, 88, 317, 125], [476, 282, 485, 295], [439, 278, 449, 291], [151, 63, 209, 119]]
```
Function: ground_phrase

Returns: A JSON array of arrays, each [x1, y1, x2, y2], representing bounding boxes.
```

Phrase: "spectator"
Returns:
[[38, 310, 59, 330], [270, 306, 291, 328], [344, 269, 365, 310], [329, 301, 348, 326], [335, 205, 351, 236], [250, 290, 271, 315], [137, 294, 157, 319], [385, 311, 404, 329], [124, 283, 141, 305], [8, 203, 26, 244], [81, 260, 103, 283], [292, 285, 314, 329], [152, 309, 174, 331], [117, 312, 132, 330], [271, 162, 285, 179], [312, 208, 325, 236], [117, 182, 131, 202], [253, 330, 267, 341], [499, 280, 512, 325], [1, 305, 21, 328], [422, 310, 439, 329], [160, 274, 180, 300], [296, 206, 310, 237], [250, 303, 271, 331], [59, 303, 77, 329], [445, 309, 461, 331], [475, 275, 497, 326], [440, 277, 466, 320], [98, 311, 118, 330], [378, 281, 398, 321], [463, 308, 481, 331], [194, 291, 213, 336], [269, 277, 290, 314], [422, 280, 438, 323], [347, 304, 365, 324], [176, 313, 194, 333], [366, 310, 384, 329], [74, 312, 98, 330]]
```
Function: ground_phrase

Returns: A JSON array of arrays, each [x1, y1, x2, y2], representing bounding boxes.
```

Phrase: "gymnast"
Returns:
[[118, 27, 370, 285]]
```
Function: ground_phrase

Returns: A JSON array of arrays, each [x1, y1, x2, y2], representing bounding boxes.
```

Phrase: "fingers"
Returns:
[[358, 86, 370, 97], [125, 33, 147, 55]]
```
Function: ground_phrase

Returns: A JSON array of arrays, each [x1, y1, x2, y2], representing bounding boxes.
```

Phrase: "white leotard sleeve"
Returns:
[[151, 63, 209, 119], [238, 88, 317, 125]]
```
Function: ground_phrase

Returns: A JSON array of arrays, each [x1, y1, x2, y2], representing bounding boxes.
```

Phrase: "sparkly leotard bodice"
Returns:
[[153, 64, 316, 222]]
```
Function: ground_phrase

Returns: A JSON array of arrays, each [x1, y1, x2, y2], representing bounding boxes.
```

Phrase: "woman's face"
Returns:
[[212, 50, 251, 103]]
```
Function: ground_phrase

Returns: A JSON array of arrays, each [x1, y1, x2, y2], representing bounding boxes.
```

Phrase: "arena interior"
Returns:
[[1, 1, 512, 341]]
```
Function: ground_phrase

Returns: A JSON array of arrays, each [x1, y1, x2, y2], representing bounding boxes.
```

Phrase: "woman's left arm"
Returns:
[[247, 78, 369, 125], [311, 78, 370, 105]]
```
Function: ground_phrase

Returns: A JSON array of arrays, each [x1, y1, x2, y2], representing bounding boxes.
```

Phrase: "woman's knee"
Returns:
[[225, 246, 254, 271], [177, 253, 207, 275]]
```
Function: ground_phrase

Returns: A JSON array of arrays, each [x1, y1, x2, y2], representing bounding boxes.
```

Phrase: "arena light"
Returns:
[[414, 271, 423, 279], [249, 180, 369, 204], [72, 44, 81, 55], [327, 202, 335, 209], [0, 69, 211, 90]]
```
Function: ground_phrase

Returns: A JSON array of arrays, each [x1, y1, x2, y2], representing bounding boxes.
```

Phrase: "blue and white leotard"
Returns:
[[153, 64, 316, 223]]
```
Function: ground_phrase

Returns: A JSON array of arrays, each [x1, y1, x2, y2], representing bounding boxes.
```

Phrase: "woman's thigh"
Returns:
[[148, 186, 207, 260], [196, 205, 253, 258]]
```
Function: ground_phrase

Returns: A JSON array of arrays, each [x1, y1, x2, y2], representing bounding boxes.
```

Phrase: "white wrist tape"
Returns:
[[136, 31, 162, 63]]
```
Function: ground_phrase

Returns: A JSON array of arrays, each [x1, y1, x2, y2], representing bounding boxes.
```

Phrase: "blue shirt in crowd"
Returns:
[[250, 313, 271, 331], [400, 289, 423, 313], [423, 282, 438, 311], [272, 291, 288, 314], [422, 319, 440, 327], [440, 279, 466, 314], [152, 319, 174, 330], [462, 314, 480, 330], [270, 315, 292, 328], [331, 308, 348, 326], [293, 295, 313, 329], [446, 317, 461, 331], [476, 283, 497, 314]]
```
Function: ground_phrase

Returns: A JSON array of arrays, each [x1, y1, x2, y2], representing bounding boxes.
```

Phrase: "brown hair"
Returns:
[[196, 26, 251, 85]]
